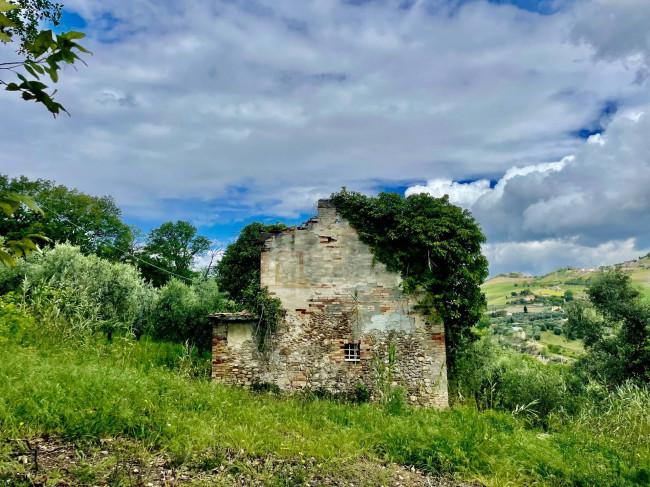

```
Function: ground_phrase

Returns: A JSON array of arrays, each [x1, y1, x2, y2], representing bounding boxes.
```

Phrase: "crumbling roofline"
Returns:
[[207, 311, 258, 322]]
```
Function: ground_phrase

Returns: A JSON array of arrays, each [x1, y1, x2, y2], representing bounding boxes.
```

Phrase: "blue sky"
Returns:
[[2, 0, 650, 275]]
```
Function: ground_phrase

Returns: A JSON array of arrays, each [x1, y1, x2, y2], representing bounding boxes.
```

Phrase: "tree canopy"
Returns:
[[0, 174, 134, 261], [565, 271, 650, 385], [330, 190, 489, 372], [216, 222, 287, 304], [139, 220, 211, 287]]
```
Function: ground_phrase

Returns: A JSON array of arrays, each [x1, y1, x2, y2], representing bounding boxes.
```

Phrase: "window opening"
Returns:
[[344, 342, 361, 362]]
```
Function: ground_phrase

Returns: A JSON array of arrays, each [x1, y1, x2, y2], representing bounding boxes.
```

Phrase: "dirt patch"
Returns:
[[1, 436, 483, 487]]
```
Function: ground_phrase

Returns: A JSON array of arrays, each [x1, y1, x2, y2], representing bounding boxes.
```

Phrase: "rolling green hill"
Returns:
[[482, 254, 650, 308]]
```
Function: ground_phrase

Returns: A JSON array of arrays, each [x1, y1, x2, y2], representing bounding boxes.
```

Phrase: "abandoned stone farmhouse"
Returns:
[[210, 200, 449, 408]]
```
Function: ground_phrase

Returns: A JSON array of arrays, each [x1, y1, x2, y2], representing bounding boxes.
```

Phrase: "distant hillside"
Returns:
[[482, 254, 650, 308]]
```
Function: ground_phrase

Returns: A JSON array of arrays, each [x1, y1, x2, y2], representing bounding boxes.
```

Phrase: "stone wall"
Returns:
[[211, 200, 448, 408]]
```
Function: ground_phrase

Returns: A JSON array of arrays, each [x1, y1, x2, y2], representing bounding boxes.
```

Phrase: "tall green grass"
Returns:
[[1, 322, 648, 486]]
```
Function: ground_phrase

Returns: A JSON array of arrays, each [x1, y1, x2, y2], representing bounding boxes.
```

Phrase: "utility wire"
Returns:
[[37, 202, 196, 283]]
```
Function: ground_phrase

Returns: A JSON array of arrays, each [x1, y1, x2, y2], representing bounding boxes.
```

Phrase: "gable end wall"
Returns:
[[212, 201, 449, 408]]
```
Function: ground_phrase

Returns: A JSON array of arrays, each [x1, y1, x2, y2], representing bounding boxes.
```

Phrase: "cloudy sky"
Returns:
[[2, 0, 649, 276]]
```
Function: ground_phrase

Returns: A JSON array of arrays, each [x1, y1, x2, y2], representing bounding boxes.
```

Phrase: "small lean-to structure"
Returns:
[[210, 200, 448, 408]]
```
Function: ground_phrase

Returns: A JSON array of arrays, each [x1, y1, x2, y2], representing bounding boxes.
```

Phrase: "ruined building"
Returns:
[[210, 200, 448, 408]]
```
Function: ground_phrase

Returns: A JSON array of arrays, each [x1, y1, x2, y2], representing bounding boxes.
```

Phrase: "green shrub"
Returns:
[[354, 382, 371, 403], [0, 293, 35, 341], [0, 244, 154, 337], [149, 278, 231, 351], [547, 344, 561, 354], [554, 328, 562, 336], [451, 336, 583, 422]]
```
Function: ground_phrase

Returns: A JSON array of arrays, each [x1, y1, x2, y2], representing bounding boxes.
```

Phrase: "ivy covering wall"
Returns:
[[330, 190, 489, 373]]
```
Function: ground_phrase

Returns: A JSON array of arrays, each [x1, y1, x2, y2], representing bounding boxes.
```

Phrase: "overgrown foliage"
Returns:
[[0, 243, 230, 349], [565, 271, 650, 385], [150, 277, 232, 351], [330, 190, 489, 373], [217, 222, 288, 350], [216, 222, 287, 303], [451, 334, 585, 423], [0, 244, 155, 338]]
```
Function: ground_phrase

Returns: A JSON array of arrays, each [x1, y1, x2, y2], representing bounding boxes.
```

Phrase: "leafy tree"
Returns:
[[216, 222, 288, 350], [523, 305, 528, 314], [0, 175, 134, 261], [1, 0, 89, 116], [139, 221, 211, 287], [564, 290, 574, 302], [330, 190, 489, 374], [216, 222, 287, 303], [565, 271, 650, 385]]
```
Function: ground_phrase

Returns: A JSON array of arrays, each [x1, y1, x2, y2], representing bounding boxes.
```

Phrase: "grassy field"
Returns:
[[480, 278, 530, 307], [538, 331, 584, 353], [537, 330, 585, 359], [1, 323, 649, 487]]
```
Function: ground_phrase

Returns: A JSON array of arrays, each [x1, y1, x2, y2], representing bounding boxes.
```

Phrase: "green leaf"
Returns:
[[29, 62, 45, 75], [6, 241, 24, 258], [30, 29, 54, 57], [0, 249, 16, 267], [5, 82, 20, 91], [24, 64, 39, 79], [62, 31, 86, 40], [0, 193, 23, 216], [13, 194, 44, 216], [0, 31, 10, 42], [0, 201, 18, 216], [0, 12, 16, 28], [0, 0, 19, 13], [73, 44, 92, 54], [17, 237, 39, 252], [25, 234, 51, 243], [24, 80, 48, 90]]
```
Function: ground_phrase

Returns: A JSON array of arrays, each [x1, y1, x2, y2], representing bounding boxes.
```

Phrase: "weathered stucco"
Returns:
[[212, 200, 448, 408]]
